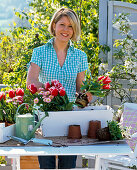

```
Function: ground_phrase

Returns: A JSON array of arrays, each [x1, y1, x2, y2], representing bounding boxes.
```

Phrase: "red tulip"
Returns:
[[51, 88, 58, 96], [16, 88, 24, 96], [51, 80, 59, 86], [102, 84, 110, 89], [28, 84, 37, 94], [98, 76, 105, 81], [59, 89, 66, 96], [49, 87, 54, 93], [45, 82, 51, 90], [0, 92, 6, 101], [55, 82, 62, 89], [14, 96, 24, 104], [102, 76, 111, 84], [9, 90, 15, 98]]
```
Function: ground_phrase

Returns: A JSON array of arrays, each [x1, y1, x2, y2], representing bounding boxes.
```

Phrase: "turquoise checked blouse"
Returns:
[[30, 38, 88, 102]]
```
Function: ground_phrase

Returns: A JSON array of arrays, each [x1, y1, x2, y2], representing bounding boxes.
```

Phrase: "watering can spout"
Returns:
[[29, 114, 46, 139]]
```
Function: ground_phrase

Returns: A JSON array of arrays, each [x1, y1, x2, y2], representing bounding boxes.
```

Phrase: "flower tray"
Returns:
[[39, 105, 114, 137], [0, 124, 15, 143]]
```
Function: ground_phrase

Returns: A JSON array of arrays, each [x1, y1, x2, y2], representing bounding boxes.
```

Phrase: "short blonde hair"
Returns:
[[48, 7, 81, 41]]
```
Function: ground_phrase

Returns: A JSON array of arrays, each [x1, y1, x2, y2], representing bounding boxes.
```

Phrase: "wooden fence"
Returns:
[[99, 0, 137, 109]]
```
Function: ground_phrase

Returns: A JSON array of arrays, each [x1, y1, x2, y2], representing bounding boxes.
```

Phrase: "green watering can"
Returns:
[[16, 103, 46, 140]]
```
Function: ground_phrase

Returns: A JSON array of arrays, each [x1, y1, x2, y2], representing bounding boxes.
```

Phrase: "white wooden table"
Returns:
[[0, 141, 132, 170]]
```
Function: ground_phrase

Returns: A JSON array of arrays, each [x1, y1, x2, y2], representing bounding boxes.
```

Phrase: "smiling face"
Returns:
[[53, 16, 74, 43]]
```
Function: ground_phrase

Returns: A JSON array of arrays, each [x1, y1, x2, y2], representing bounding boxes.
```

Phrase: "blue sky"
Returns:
[[0, 0, 31, 31]]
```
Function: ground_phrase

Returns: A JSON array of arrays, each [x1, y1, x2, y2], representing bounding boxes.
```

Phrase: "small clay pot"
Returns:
[[68, 125, 82, 139], [97, 127, 111, 141], [87, 120, 101, 139]]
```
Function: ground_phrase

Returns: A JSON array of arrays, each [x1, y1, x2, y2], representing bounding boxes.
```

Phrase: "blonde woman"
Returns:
[[27, 7, 92, 169]]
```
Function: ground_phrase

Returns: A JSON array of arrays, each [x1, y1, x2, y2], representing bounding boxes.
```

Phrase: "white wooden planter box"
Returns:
[[39, 105, 114, 137], [0, 124, 15, 143]]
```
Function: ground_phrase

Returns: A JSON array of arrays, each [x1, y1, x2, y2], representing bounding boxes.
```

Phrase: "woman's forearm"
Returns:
[[26, 63, 44, 89]]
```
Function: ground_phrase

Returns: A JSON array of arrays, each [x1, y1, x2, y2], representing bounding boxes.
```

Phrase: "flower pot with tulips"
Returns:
[[27, 80, 74, 115], [0, 87, 33, 125], [75, 75, 111, 107]]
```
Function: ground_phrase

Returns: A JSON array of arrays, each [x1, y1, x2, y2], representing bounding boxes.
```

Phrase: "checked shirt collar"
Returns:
[[46, 38, 74, 51]]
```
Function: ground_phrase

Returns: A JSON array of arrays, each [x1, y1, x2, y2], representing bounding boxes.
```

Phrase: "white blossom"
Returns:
[[124, 60, 132, 68], [99, 63, 108, 71], [130, 79, 136, 85]]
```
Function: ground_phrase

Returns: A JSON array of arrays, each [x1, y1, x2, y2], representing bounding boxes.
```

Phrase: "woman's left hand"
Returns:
[[85, 92, 93, 103]]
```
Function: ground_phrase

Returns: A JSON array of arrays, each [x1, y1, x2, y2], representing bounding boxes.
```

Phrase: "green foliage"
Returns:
[[116, 0, 137, 3], [107, 120, 123, 140], [81, 76, 111, 97], [0, 0, 136, 87], [0, 0, 101, 86], [0, 156, 7, 166]]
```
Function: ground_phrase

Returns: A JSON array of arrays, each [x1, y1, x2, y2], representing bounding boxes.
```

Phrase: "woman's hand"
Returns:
[[85, 92, 93, 103]]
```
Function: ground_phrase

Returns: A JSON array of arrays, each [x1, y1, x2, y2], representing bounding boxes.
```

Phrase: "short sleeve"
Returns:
[[30, 48, 42, 68], [77, 52, 88, 73]]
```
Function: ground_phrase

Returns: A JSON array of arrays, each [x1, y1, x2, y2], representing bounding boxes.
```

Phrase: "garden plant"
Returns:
[[1, 0, 137, 169]]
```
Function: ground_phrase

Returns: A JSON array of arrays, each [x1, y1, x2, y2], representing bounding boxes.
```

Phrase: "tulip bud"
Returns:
[[16, 88, 24, 96], [9, 90, 15, 98], [28, 84, 37, 94]]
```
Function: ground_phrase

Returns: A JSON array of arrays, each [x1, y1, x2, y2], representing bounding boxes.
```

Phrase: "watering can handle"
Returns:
[[16, 103, 31, 115]]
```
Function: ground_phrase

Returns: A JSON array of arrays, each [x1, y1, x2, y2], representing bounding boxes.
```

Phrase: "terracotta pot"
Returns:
[[97, 127, 111, 141], [68, 125, 82, 139], [5, 122, 13, 127], [87, 120, 101, 139]]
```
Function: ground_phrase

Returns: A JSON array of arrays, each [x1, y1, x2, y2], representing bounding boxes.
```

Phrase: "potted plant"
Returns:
[[0, 87, 35, 125], [97, 120, 123, 141], [75, 75, 111, 108], [0, 87, 34, 143], [27, 80, 74, 114]]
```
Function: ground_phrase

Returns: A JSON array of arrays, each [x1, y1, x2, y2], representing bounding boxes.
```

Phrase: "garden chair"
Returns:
[[99, 102, 137, 170]]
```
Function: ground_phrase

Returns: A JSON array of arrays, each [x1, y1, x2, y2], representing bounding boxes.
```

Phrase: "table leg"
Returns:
[[95, 155, 101, 170], [16, 156, 20, 170], [7, 156, 20, 170], [55, 155, 58, 169], [12, 158, 16, 170]]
